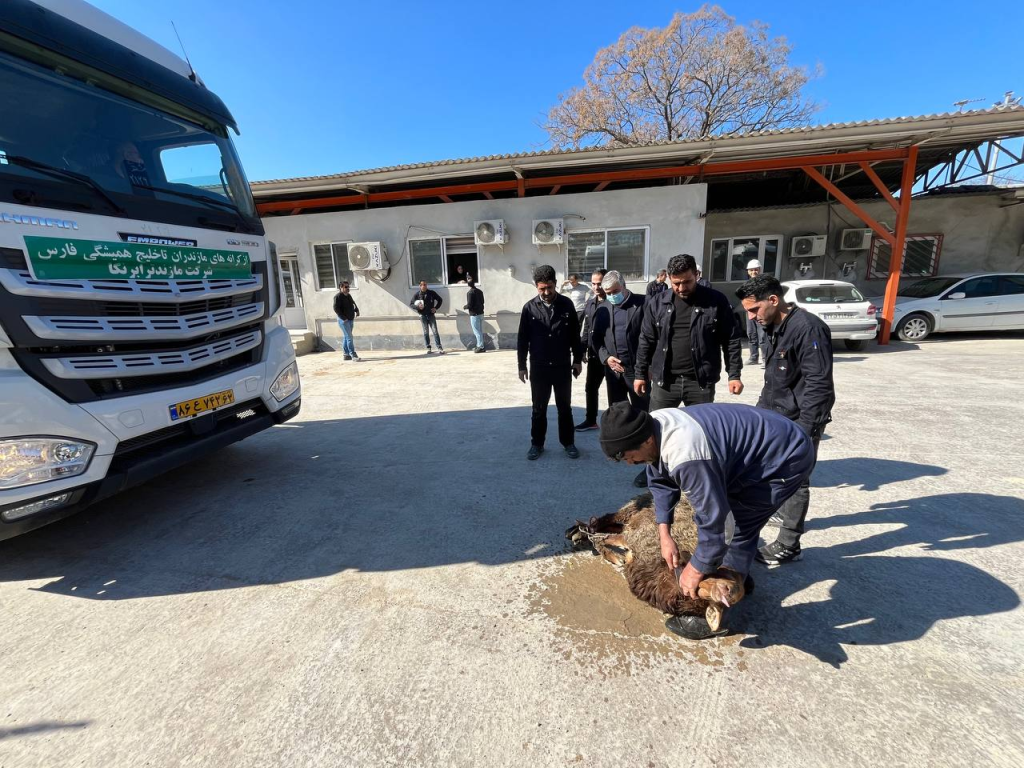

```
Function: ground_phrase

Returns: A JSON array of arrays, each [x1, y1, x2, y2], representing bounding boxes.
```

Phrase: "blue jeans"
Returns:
[[470, 314, 484, 348], [338, 318, 356, 357], [420, 313, 442, 350]]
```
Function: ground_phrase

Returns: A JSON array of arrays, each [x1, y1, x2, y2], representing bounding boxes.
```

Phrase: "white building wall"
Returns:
[[264, 185, 707, 350], [704, 191, 1024, 297]]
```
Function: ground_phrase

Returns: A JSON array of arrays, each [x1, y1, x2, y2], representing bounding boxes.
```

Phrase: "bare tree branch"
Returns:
[[544, 5, 821, 149]]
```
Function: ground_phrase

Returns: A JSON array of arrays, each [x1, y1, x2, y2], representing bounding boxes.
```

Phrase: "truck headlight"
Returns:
[[270, 362, 299, 402], [0, 438, 95, 490]]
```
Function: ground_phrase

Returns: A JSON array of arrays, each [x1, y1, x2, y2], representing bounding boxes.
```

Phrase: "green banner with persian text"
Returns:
[[23, 236, 252, 281]]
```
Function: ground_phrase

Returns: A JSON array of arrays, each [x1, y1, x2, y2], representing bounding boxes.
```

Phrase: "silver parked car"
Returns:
[[781, 279, 879, 351], [880, 273, 1024, 342]]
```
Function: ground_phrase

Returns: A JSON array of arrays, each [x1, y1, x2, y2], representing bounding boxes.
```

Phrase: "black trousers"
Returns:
[[772, 432, 822, 547], [530, 366, 574, 447], [649, 373, 715, 411], [605, 365, 649, 411], [746, 317, 767, 361], [583, 354, 608, 424]]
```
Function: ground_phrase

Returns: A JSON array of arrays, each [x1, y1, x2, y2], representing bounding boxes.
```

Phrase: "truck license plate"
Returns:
[[169, 389, 235, 421]]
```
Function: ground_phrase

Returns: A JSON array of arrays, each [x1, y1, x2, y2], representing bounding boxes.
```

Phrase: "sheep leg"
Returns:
[[593, 533, 631, 566]]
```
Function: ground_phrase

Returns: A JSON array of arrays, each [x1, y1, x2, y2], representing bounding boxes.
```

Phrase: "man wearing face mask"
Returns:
[[595, 270, 648, 410], [634, 253, 745, 411]]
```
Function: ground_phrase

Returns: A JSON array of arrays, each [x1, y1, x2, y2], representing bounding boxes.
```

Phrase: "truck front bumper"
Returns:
[[0, 395, 300, 540]]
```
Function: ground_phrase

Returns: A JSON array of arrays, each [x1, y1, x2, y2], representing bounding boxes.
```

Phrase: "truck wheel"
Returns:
[[844, 339, 864, 351], [896, 313, 933, 342]]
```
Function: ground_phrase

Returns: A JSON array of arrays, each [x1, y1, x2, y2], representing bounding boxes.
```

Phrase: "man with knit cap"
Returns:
[[599, 401, 816, 639]]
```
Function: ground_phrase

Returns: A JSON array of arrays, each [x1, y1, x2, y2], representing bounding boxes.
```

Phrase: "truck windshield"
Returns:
[[0, 51, 259, 232]]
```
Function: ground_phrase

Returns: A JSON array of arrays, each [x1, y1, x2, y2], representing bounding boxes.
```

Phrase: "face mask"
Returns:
[[606, 292, 624, 305]]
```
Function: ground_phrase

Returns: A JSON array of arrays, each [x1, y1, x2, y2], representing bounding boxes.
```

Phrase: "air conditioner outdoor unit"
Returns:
[[347, 241, 389, 271], [532, 218, 565, 246], [840, 228, 873, 250], [474, 220, 508, 246], [790, 235, 826, 258]]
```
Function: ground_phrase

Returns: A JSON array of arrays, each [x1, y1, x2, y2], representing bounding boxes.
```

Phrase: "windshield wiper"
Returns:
[[130, 183, 249, 231], [3, 155, 127, 216]]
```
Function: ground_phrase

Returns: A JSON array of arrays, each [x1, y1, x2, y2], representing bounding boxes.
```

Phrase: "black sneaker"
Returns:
[[438, 349, 446, 355], [425, 349, 434, 354], [474, 347, 484, 353], [343, 355, 352, 361], [574, 420, 598, 432], [665, 614, 728, 640], [527, 445, 543, 460], [633, 469, 648, 488], [756, 540, 802, 567], [564, 445, 580, 459]]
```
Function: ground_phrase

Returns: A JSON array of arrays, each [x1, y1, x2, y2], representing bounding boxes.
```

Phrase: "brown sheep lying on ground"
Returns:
[[565, 493, 748, 633]]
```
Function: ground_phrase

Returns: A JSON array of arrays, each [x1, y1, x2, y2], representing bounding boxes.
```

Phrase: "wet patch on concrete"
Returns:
[[528, 554, 743, 676]]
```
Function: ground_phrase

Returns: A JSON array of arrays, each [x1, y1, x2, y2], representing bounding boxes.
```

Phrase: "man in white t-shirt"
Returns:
[[560, 274, 592, 324]]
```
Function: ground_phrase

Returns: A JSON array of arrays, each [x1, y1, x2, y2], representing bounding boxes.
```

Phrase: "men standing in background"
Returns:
[[744, 259, 768, 365], [595, 269, 650, 488], [646, 269, 669, 297], [576, 268, 609, 432], [560, 273, 592, 324], [333, 281, 361, 361], [736, 274, 836, 567], [464, 277, 486, 353], [411, 280, 445, 355], [634, 254, 744, 410], [518, 265, 583, 461]]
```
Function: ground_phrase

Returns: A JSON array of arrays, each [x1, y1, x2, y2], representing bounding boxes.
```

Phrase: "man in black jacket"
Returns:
[[464, 277, 486, 352], [633, 253, 745, 410], [737, 274, 836, 567], [333, 281, 361, 361], [517, 264, 583, 460], [646, 269, 669, 297], [410, 280, 445, 354], [575, 268, 608, 431], [595, 270, 648, 410]]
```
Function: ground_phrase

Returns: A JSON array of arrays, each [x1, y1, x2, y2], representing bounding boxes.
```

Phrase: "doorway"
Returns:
[[279, 255, 306, 330]]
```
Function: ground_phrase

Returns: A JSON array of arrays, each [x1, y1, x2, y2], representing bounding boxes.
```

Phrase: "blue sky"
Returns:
[[90, 0, 1022, 183]]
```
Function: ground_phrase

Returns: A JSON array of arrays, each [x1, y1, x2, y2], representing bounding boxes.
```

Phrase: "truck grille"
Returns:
[[0, 254, 269, 403]]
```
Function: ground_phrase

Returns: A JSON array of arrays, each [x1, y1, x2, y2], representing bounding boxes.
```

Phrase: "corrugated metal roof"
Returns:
[[251, 105, 1024, 192]]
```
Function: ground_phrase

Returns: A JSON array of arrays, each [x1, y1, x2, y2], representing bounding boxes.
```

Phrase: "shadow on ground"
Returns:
[[814, 457, 947, 491], [738, 491, 1023, 667], [0, 720, 90, 740], [0, 406, 632, 601]]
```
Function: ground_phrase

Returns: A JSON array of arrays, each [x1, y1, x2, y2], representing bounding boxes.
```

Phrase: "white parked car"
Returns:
[[781, 279, 879, 351], [877, 273, 1024, 342]]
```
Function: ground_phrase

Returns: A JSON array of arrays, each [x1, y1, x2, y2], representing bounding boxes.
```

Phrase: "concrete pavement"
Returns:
[[2, 333, 1023, 767]]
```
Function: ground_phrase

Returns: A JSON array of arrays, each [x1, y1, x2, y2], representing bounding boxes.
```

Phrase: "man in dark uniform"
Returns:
[[736, 274, 836, 567], [517, 265, 583, 460], [575, 268, 608, 432], [633, 253, 745, 410], [410, 280, 445, 354]]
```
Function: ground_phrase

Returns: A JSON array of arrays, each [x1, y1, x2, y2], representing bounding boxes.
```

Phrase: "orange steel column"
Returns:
[[878, 145, 919, 345]]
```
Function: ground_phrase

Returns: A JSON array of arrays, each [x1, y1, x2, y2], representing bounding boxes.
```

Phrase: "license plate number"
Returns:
[[823, 313, 856, 319], [169, 389, 235, 421]]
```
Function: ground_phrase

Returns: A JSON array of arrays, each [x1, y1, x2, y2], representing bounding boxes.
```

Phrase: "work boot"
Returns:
[[665, 614, 729, 641], [527, 445, 543, 461]]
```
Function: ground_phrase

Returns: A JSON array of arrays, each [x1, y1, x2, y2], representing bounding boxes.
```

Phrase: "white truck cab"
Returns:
[[0, 0, 300, 538]]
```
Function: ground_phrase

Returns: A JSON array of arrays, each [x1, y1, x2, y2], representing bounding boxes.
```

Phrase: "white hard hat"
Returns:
[[746, 259, 762, 270]]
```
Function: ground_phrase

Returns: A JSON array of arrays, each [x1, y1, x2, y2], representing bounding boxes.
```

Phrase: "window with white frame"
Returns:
[[708, 235, 782, 282], [868, 234, 942, 279], [408, 235, 479, 286], [566, 227, 648, 282], [312, 242, 354, 290]]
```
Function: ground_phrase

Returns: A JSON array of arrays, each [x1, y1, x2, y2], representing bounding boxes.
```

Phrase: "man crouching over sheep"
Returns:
[[599, 401, 816, 640]]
